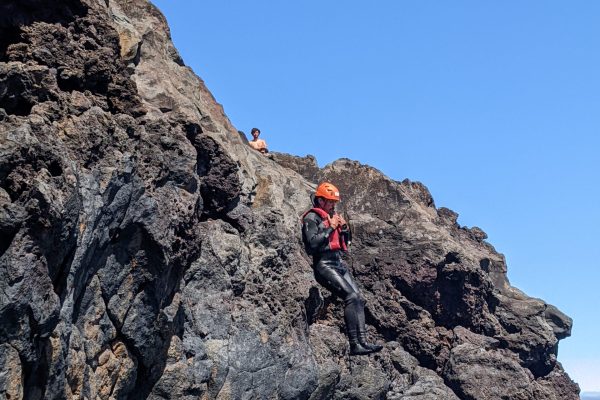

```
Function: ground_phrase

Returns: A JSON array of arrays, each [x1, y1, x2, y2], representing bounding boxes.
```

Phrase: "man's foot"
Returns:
[[361, 342, 383, 353], [358, 332, 383, 353], [349, 342, 374, 356]]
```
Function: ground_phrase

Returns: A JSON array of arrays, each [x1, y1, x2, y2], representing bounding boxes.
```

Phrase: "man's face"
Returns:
[[252, 130, 260, 140], [319, 198, 336, 214]]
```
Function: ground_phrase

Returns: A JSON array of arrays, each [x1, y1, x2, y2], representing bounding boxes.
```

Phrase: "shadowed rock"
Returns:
[[0, 0, 580, 399]]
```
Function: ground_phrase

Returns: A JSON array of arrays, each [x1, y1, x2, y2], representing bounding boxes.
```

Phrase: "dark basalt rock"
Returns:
[[0, 0, 580, 399], [270, 152, 321, 183]]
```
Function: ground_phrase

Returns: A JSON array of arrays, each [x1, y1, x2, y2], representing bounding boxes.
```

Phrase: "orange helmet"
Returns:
[[315, 182, 340, 201]]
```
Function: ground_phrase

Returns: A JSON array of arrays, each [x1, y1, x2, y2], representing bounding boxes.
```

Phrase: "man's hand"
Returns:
[[328, 214, 347, 229]]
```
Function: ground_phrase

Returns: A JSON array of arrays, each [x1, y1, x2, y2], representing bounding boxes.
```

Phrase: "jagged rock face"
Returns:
[[0, 1, 580, 399], [272, 155, 580, 399]]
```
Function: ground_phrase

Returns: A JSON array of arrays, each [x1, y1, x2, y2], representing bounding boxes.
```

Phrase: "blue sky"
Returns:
[[151, 1, 600, 391]]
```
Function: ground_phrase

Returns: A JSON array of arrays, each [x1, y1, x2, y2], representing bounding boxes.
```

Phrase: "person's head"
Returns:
[[251, 127, 261, 140], [314, 182, 340, 214]]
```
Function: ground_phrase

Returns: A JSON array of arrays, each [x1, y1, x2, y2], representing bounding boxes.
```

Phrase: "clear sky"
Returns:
[[151, 1, 600, 392]]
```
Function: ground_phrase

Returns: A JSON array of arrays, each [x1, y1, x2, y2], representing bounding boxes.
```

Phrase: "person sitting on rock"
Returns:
[[248, 127, 268, 154], [301, 182, 383, 355]]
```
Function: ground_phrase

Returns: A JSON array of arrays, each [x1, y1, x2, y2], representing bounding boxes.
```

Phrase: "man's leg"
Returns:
[[313, 263, 373, 355], [341, 270, 383, 353]]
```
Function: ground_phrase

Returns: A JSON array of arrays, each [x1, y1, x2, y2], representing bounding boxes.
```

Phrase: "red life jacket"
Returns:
[[302, 207, 348, 252]]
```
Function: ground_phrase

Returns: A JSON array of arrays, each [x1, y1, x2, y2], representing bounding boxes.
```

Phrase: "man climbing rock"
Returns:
[[248, 127, 268, 154], [302, 182, 383, 355]]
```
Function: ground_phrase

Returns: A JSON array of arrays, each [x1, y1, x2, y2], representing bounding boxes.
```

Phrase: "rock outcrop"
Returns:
[[0, 1, 580, 399]]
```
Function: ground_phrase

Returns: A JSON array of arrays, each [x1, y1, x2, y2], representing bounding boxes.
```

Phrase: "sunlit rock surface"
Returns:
[[0, 1, 579, 398]]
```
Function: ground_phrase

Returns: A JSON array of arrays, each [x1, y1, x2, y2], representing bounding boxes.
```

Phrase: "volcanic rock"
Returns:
[[0, 0, 580, 399]]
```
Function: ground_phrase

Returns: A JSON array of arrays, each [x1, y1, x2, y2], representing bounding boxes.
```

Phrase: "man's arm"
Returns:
[[303, 213, 333, 253]]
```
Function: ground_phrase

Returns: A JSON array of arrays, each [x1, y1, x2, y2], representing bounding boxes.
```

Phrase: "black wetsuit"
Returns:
[[302, 210, 366, 342]]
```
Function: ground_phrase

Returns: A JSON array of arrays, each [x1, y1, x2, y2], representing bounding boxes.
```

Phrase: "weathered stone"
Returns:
[[269, 152, 321, 183], [0, 0, 579, 398], [0, 344, 23, 400], [443, 341, 534, 399]]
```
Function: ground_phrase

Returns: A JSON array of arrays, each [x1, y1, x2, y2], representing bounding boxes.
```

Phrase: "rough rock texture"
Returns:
[[0, 0, 580, 399]]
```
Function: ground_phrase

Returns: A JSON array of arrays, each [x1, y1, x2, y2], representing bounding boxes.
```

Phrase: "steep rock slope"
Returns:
[[0, 0, 579, 399]]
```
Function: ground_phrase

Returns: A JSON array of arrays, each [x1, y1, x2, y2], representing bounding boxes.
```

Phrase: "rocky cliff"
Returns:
[[0, 1, 580, 399]]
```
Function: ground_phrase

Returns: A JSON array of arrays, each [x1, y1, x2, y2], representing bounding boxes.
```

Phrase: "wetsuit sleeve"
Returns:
[[302, 213, 333, 253]]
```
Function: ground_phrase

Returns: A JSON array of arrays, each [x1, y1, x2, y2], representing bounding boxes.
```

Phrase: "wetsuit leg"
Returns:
[[340, 269, 362, 300], [340, 269, 367, 334], [314, 262, 356, 298], [313, 261, 362, 337], [340, 268, 383, 352]]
